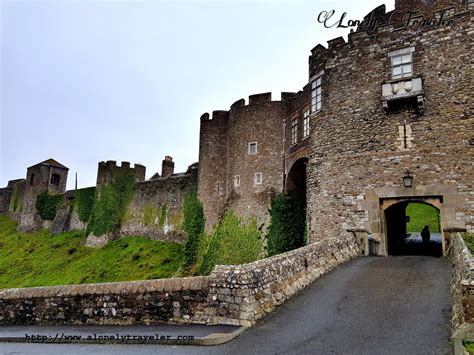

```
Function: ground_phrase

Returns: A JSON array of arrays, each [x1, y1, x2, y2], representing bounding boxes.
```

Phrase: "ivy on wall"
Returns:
[[74, 187, 96, 222], [143, 204, 159, 227], [9, 187, 20, 212], [159, 204, 168, 227], [183, 192, 205, 268], [36, 191, 64, 221], [198, 211, 262, 276], [86, 174, 135, 236], [267, 193, 306, 256]]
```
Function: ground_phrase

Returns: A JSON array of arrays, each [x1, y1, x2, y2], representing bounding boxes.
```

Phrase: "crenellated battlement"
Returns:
[[96, 160, 146, 186], [200, 92, 286, 127], [309, 4, 467, 78]]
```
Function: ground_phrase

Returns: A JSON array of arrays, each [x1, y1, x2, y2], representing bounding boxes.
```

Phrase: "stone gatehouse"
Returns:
[[197, 0, 473, 256]]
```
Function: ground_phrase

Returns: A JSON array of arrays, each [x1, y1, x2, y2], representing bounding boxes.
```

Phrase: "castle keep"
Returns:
[[0, 0, 472, 257]]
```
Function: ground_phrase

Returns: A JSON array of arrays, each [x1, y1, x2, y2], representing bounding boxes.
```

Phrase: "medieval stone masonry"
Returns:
[[198, 0, 473, 257], [0, 0, 472, 256]]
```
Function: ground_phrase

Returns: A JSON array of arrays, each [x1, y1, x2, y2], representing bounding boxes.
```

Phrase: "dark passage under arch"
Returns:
[[385, 201, 442, 257]]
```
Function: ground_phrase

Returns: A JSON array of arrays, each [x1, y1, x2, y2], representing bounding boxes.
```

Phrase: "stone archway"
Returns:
[[384, 200, 442, 256], [285, 158, 308, 200], [381, 197, 443, 256]]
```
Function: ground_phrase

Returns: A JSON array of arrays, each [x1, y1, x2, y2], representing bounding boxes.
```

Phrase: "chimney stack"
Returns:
[[161, 156, 175, 177]]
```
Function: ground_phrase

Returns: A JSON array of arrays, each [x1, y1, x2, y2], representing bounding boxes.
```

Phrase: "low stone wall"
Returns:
[[448, 233, 474, 329], [207, 236, 358, 326], [0, 236, 358, 326], [0, 277, 210, 325]]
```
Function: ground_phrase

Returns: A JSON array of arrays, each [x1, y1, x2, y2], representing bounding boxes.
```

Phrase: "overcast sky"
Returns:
[[1, 0, 394, 190]]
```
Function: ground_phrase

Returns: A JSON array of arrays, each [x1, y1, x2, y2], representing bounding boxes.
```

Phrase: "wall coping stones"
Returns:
[[0, 276, 210, 300]]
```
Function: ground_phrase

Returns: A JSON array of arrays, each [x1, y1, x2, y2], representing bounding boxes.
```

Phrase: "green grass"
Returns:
[[0, 215, 183, 289], [406, 203, 440, 233], [462, 233, 474, 254], [464, 341, 474, 354]]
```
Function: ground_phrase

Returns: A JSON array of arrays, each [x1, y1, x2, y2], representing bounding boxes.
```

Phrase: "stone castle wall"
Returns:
[[96, 160, 146, 187], [198, 93, 286, 232], [304, 5, 473, 248], [448, 233, 474, 329], [0, 236, 358, 326], [120, 166, 198, 243], [0, 158, 196, 244], [19, 163, 68, 232]]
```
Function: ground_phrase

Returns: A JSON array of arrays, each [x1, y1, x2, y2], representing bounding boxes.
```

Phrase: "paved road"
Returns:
[[0, 256, 452, 355]]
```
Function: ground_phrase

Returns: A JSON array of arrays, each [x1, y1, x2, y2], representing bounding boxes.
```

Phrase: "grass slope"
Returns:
[[463, 233, 474, 254], [406, 203, 440, 233], [0, 215, 183, 289]]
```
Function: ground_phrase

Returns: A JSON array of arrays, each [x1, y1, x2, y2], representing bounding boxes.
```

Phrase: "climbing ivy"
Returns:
[[9, 186, 20, 212], [183, 192, 205, 268], [74, 187, 96, 222], [86, 174, 136, 236], [143, 204, 159, 227], [159, 204, 168, 227], [36, 192, 64, 221], [267, 193, 306, 256], [199, 211, 262, 275]]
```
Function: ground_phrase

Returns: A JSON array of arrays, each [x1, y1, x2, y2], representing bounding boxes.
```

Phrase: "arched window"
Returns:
[[50, 173, 60, 186]]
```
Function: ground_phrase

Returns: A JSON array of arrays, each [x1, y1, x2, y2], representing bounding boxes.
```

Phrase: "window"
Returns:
[[217, 182, 224, 196], [30, 173, 35, 186], [50, 173, 60, 186], [303, 110, 310, 138], [391, 53, 412, 79], [248, 142, 257, 155], [311, 77, 322, 112], [234, 175, 240, 188], [254, 173, 263, 186], [291, 119, 298, 145]]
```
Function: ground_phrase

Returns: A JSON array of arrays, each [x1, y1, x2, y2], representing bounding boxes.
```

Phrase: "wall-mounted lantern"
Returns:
[[403, 170, 413, 188]]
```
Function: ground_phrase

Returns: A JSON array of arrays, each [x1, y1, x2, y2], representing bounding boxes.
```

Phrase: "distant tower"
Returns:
[[19, 158, 69, 232], [161, 156, 175, 177], [96, 160, 146, 188]]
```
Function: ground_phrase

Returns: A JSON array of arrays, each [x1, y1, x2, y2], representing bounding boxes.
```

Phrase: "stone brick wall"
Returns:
[[0, 236, 358, 326], [448, 233, 474, 329], [305, 5, 473, 249], [207, 235, 358, 326], [198, 93, 286, 232], [198, 111, 229, 232], [119, 166, 198, 244], [225, 94, 285, 231], [20, 163, 68, 232], [0, 277, 210, 325], [96, 161, 146, 187]]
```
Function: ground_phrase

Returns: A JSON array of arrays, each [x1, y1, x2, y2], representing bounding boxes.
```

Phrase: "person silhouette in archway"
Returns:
[[421, 225, 430, 251]]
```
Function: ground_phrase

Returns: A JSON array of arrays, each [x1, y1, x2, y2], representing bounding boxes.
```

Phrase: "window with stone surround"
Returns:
[[291, 119, 298, 145], [389, 47, 414, 80], [311, 76, 322, 112], [248, 142, 257, 155], [303, 110, 310, 138], [254, 173, 263, 186], [50, 173, 60, 186], [234, 175, 240, 188], [30, 173, 35, 186]]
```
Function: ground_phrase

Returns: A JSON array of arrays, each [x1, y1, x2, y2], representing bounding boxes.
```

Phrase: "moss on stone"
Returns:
[[86, 173, 136, 236], [36, 191, 64, 221], [143, 204, 159, 227], [74, 187, 96, 222]]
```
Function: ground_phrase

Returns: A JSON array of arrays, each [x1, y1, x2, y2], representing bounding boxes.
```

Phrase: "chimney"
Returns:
[[161, 156, 175, 177]]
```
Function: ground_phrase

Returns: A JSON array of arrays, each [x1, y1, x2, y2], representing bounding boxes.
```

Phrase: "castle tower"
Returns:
[[161, 156, 175, 177], [96, 160, 146, 188], [19, 158, 69, 232]]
